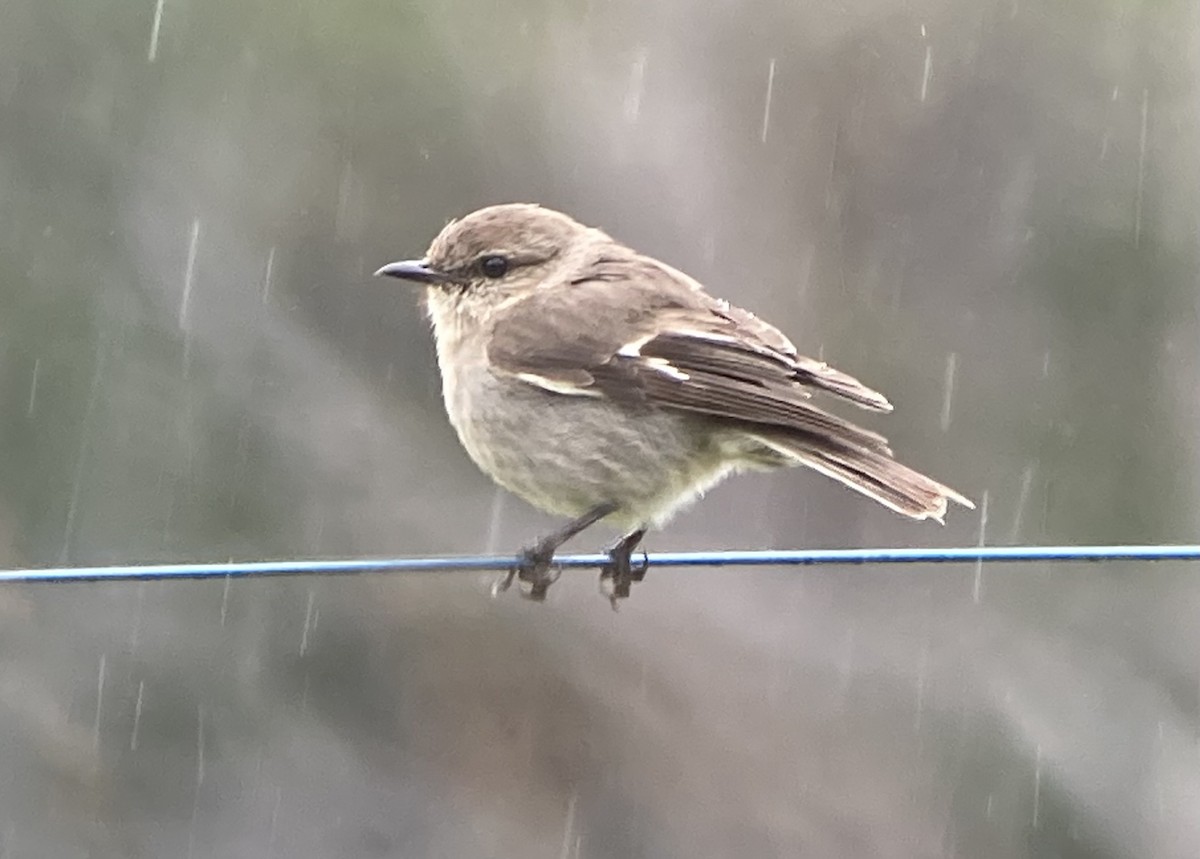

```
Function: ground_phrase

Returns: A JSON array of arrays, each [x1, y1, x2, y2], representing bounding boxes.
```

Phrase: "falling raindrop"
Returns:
[[261, 246, 276, 305], [824, 126, 840, 211], [147, 0, 165, 63], [484, 488, 506, 555], [760, 58, 776, 143], [129, 583, 145, 650], [919, 26, 932, 103], [130, 680, 145, 751], [60, 342, 105, 564], [266, 787, 282, 859], [179, 218, 201, 331], [972, 490, 989, 604], [558, 787, 579, 859], [299, 589, 316, 655], [180, 218, 201, 377], [26, 358, 39, 417], [623, 49, 647, 123], [1008, 464, 1034, 541], [1032, 742, 1042, 827], [93, 653, 107, 756], [195, 706, 205, 785], [1152, 721, 1167, 819], [188, 706, 205, 859], [940, 352, 957, 431], [1134, 88, 1149, 248], [220, 574, 232, 626]]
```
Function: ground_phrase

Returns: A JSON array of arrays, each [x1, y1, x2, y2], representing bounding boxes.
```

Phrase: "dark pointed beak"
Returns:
[[373, 259, 463, 286]]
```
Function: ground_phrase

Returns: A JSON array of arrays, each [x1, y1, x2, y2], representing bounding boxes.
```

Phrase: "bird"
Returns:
[[375, 203, 973, 605]]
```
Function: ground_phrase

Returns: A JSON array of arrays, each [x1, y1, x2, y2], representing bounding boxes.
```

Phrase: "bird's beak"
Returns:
[[373, 259, 459, 285]]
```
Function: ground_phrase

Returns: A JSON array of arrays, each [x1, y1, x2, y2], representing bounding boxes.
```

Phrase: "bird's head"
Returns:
[[375, 203, 605, 314]]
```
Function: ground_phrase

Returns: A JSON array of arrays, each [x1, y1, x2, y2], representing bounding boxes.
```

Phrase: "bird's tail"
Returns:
[[746, 432, 974, 522]]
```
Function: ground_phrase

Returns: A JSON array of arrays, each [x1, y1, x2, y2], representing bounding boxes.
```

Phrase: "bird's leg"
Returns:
[[498, 501, 619, 601], [599, 528, 648, 609]]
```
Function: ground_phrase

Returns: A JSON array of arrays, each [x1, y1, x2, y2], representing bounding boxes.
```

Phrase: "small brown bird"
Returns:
[[376, 204, 972, 604]]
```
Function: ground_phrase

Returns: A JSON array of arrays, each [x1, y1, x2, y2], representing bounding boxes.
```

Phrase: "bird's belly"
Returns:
[[443, 366, 731, 529]]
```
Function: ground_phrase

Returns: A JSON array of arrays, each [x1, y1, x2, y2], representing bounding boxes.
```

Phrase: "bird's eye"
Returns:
[[479, 255, 509, 279]]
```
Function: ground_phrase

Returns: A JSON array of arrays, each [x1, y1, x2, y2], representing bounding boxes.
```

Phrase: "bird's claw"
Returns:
[[497, 545, 561, 601], [599, 547, 649, 610]]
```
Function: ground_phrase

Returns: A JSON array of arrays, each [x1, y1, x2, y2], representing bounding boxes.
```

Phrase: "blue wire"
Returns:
[[2, 545, 1199, 583]]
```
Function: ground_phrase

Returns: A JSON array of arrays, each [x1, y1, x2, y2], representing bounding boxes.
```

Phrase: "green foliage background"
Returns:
[[0, 1, 1197, 856]]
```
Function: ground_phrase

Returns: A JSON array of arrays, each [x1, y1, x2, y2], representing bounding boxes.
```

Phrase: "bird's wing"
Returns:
[[487, 254, 894, 453]]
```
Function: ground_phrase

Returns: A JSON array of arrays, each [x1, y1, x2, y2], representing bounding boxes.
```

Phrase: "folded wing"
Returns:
[[487, 254, 894, 455]]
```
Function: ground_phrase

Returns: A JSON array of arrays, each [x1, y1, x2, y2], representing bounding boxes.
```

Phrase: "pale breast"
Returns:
[[427, 292, 740, 530]]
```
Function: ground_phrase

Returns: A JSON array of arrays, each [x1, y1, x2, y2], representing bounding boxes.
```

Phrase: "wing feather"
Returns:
[[486, 253, 893, 450]]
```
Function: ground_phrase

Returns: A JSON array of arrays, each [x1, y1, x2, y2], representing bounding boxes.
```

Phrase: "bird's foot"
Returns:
[[599, 533, 649, 610], [494, 504, 621, 602], [497, 542, 561, 602]]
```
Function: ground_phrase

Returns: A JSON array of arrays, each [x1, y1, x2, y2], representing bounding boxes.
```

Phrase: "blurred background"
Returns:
[[1, 0, 1198, 856]]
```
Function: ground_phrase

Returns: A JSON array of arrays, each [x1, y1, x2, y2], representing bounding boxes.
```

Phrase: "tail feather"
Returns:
[[749, 433, 974, 522]]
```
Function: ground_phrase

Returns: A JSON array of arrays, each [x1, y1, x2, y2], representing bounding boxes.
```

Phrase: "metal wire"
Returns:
[[2, 545, 1199, 584]]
